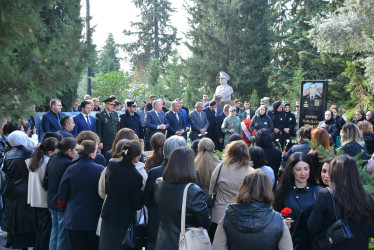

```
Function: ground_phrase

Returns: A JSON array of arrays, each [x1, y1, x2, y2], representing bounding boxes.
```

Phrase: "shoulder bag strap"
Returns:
[[327, 187, 339, 220], [181, 183, 193, 236], [212, 163, 223, 195]]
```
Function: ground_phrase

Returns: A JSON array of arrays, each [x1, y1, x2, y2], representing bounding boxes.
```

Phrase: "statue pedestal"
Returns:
[[221, 101, 234, 108]]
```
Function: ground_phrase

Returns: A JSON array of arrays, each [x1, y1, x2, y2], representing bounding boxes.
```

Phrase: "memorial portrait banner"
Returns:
[[299, 80, 328, 128]]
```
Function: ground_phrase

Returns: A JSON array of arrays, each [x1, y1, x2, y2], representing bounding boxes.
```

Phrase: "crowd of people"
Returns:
[[0, 93, 374, 250]]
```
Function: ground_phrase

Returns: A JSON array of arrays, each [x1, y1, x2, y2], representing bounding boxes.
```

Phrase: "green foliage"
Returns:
[[185, 0, 273, 102], [249, 90, 259, 110], [0, 0, 92, 119], [123, 0, 180, 69], [91, 71, 139, 103], [96, 33, 121, 74]]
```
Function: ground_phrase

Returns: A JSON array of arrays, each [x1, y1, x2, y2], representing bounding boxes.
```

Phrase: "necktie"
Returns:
[[157, 112, 162, 123], [175, 112, 179, 122], [57, 113, 61, 128], [85, 115, 90, 125]]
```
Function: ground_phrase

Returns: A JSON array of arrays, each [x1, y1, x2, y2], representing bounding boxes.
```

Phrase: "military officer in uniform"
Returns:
[[95, 97, 120, 154], [302, 83, 323, 109], [119, 101, 144, 141]]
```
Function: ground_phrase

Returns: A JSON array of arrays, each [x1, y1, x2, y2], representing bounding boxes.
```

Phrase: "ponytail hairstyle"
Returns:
[[76, 140, 97, 157], [121, 140, 142, 162], [29, 137, 58, 172]]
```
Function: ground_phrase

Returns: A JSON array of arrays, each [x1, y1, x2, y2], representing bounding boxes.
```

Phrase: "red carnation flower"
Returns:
[[280, 207, 292, 217]]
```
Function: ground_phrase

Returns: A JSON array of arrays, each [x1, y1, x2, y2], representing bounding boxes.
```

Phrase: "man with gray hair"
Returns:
[[145, 99, 169, 151], [189, 102, 209, 143], [215, 104, 230, 151], [143, 135, 186, 249], [166, 101, 186, 138]]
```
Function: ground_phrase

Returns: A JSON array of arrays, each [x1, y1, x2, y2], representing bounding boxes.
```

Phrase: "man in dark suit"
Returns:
[[179, 99, 189, 116], [119, 102, 144, 141], [215, 104, 230, 151], [189, 102, 209, 143], [203, 101, 217, 143], [143, 136, 187, 249], [166, 101, 186, 138], [146, 95, 156, 113], [42, 99, 64, 133], [92, 98, 101, 112], [204, 94, 222, 116], [95, 97, 120, 154], [58, 115, 75, 138], [145, 99, 169, 151], [72, 100, 96, 137]]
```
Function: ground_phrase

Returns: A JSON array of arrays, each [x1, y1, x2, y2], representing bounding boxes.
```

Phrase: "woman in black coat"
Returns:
[[357, 121, 374, 155], [255, 128, 282, 186], [318, 111, 338, 145], [2, 131, 35, 249], [99, 141, 143, 250], [273, 152, 322, 250], [154, 147, 211, 250], [330, 105, 345, 134], [366, 110, 374, 126], [271, 100, 286, 148], [284, 102, 297, 150], [308, 155, 374, 250], [249, 105, 274, 133]]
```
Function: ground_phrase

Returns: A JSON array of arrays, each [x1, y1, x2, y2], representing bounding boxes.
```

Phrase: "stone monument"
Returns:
[[215, 71, 233, 107]]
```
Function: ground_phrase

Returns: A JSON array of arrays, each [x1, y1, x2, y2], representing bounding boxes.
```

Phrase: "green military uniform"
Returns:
[[221, 116, 241, 147], [96, 109, 120, 154]]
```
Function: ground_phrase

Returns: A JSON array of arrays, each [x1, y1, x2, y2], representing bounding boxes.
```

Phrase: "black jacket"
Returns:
[[308, 188, 374, 250], [364, 134, 374, 155], [250, 113, 274, 133], [202, 107, 216, 140], [342, 141, 369, 164], [154, 179, 211, 250], [2, 145, 35, 234], [119, 110, 144, 139], [143, 162, 167, 244], [334, 115, 346, 132], [46, 151, 73, 211], [284, 111, 296, 136], [101, 160, 143, 227], [318, 119, 338, 145], [223, 203, 283, 250], [263, 146, 282, 181], [277, 184, 322, 250]]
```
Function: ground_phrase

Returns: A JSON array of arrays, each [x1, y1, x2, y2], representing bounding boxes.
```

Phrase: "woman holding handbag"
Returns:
[[154, 146, 211, 250], [308, 154, 374, 250], [273, 152, 322, 250], [208, 140, 254, 241]]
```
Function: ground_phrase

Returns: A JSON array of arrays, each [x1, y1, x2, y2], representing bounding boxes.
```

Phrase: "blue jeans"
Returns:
[[49, 209, 66, 250]]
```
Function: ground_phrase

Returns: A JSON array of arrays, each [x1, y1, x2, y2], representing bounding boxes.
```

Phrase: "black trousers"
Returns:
[[66, 229, 99, 250], [35, 207, 51, 250]]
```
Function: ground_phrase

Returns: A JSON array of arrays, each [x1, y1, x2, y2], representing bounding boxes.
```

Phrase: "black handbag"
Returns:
[[122, 207, 148, 248], [206, 163, 223, 208], [318, 188, 354, 249]]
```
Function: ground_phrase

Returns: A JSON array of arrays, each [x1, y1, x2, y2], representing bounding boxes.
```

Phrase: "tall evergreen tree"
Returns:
[[0, 0, 92, 119], [123, 0, 179, 69], [185, 0, 273, 103], [269, 0, 348, 105], [96, 33, 121, 73]]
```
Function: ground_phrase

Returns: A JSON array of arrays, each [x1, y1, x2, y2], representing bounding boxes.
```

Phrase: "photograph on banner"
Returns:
[[299, 80, 328, 128]]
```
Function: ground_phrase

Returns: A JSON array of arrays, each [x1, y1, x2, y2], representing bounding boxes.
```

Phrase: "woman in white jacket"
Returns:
[[26, 137, 58, 250]]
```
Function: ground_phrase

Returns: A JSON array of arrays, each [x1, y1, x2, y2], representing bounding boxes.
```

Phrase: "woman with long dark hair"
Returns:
[[318, 157, 333, 188], [248, 146, 275, 187], [154, 146, 211, 250], [308, 154, 374, 249], [213, 170, 293, 249], [273, 152, 322, 250], [26, 137, 58, 250]]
